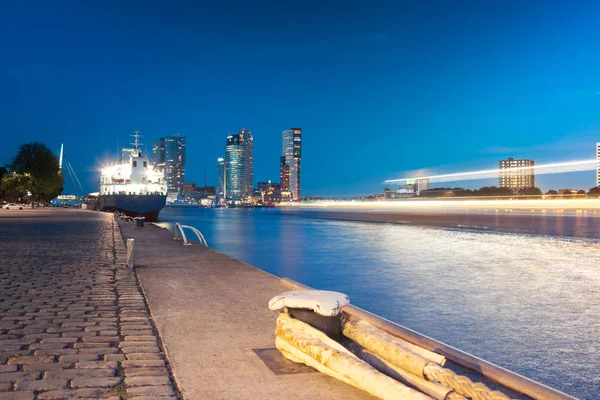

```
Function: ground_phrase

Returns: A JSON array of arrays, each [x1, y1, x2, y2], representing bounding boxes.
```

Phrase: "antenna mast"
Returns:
[[130, 130, 144, 154]]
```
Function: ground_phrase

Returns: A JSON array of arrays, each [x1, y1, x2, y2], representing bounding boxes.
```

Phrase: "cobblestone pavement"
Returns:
[[0, 210, 180, 399]]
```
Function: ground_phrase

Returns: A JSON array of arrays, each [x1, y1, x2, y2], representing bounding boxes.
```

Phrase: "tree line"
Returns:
[[0, 142, 64, 206], [420, 186, 600, 197]]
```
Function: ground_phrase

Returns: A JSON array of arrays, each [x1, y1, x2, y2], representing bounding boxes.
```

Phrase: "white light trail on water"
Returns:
[[385, 159, 597, 184]]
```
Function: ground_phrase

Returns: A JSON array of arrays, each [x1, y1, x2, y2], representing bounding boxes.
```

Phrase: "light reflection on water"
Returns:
[[159, 208, 599, 399]]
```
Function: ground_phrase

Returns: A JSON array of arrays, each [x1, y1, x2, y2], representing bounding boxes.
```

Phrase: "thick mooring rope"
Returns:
[[424, 364, 510, 400]]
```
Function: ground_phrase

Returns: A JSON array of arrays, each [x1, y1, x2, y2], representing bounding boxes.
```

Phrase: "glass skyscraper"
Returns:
[[224, 133, 245, 200], [238, 128, 254, 196], [281, 128, 302, 200], [217, 129, 253, 201], [152, 135, 186, 199]]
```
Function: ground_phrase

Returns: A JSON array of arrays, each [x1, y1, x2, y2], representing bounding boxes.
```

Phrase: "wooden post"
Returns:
[[126, 238, 134, 269]]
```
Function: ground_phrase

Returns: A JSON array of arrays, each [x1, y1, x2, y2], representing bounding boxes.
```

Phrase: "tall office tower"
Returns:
[[596, 143, 600, 187], [152, 138, 166, 171], [224, 133, 245, 200], [153, 135, 186, 198], [280, 156, 289, 191], [217, 158, 225, 198], [499, 157, 535, 189], [281, 128, 302, 200], [238, 128, 254, 196]]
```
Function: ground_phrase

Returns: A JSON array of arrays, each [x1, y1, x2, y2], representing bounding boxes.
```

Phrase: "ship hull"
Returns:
[[91, 194, 167, 222]]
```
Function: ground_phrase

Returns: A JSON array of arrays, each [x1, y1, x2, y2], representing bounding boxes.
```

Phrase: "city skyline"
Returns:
[[2, 1, 600, 195]]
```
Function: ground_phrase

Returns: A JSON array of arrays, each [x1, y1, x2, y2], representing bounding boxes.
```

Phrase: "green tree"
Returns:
[[588, 186, 600, 197], [518, 187, 543, 196], [0, 166, 7, 200], [545, 189, 558, 195], [0, 172, 33, 202], [8, 142, 64, 206], [577, 189, 586, 195]]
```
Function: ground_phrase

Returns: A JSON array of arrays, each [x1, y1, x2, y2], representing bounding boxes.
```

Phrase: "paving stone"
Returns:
[[126, 385, 175, 396], [123, 367, 169, 377], [77, 347, 118, 354], [0, 383, 10, 391], [125, 353, 164, 360], [71, 376, 122, 388], [125, 375, 171, 387], [15, 378, 68, 391], [59, 354, 100, 363], [0, 366, 17, 373], [124, 336, 157, 342], [104, 354, 125, 361], [121, 360, 166, 368], [0, 392, 35, 400], [38, 387, 113, 399], [45, 368, 116, 379], [75, 361, 118, 369], [7, 355, 55, 365], [34, 349, 78, 356], [121, 346, 160, 354]]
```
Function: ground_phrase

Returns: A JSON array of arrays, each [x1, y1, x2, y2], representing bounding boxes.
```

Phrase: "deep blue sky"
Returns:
[[2, 1, 600, 196]]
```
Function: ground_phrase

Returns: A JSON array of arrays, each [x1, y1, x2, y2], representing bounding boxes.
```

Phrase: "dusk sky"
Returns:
[[2, 1, 600, 196]]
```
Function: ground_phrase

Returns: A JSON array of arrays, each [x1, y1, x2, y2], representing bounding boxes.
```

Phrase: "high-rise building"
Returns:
[[279, 156, 289, 193], [499, 157, 535, 189], [224, 133, 245, 200], [238, 128, 254, 196], [217, 130, 254, 201], [281, 128, 302, 200], [217, 158, 225, 198], [596, 142, 600, 187], [152, 138, 166, 171], [152, 135, 186, 199]]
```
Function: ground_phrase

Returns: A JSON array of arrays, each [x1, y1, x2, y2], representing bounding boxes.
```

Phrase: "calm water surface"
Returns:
[[159, 208, 600, 399]]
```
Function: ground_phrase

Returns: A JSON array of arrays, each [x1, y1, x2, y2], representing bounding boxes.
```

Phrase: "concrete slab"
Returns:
[[118, 219, 373, 400]]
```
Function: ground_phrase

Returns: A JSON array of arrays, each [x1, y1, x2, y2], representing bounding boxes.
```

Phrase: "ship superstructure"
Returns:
[[91, 131, 167, 221], [100, 131, 166, 196]]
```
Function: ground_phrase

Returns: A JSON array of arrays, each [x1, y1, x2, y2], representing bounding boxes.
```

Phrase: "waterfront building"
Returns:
[[281, 128, 302, 200], [217, 130, 254, 201], [152, 138, 165, 171], [217, 158, 225, 198], [224, 133, 245, 200], [183, 183, 197, 193], [258, 181, 282, 203], [238, 128, 254, 196], [498, 157, 535, 189], [416, 179, 429, 194], [596, 142, 600, 187], [152, 135, 186, 199], [279, 156, 289, 193]]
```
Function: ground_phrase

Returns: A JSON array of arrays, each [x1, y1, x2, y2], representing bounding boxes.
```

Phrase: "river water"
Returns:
[[159, 207, 599, 399]]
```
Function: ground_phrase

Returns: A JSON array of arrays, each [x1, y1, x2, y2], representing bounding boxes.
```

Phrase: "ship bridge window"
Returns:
[[133, 161, 137, 167], [143, 161, 148, 168]]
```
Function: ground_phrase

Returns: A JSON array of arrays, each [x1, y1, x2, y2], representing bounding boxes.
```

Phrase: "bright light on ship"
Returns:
[[385, 159, 597, 184]]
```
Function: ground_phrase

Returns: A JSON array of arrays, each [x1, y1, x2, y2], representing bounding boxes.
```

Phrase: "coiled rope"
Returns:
[[424, 363, 510, 400]]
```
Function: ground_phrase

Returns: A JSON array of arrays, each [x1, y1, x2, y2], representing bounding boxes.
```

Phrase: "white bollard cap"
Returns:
[[269, 290, 350, 317]]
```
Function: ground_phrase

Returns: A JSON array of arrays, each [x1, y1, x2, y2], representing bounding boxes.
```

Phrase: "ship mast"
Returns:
[[130, 130, 143, 155]]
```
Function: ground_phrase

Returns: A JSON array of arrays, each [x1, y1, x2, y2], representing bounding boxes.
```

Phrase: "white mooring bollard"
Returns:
[[126, 238, 135, 268]]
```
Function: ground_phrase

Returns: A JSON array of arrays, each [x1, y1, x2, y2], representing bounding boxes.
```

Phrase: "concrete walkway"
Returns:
[[118, 218, 372, 399], [0, 209, 178, 399]]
